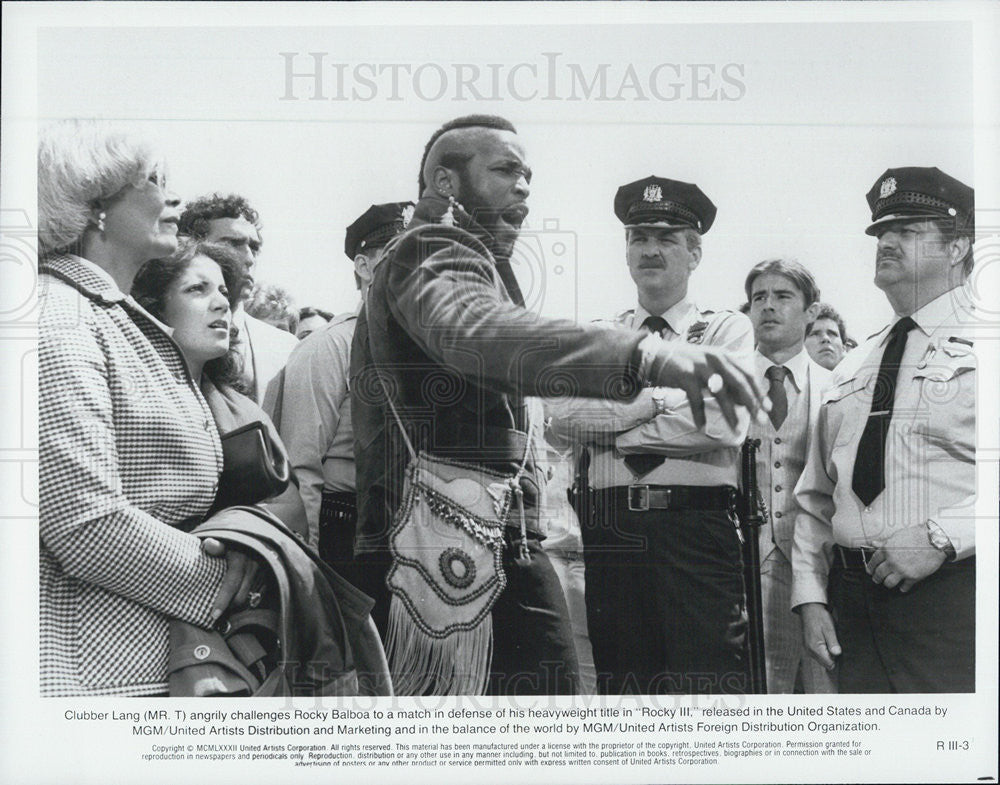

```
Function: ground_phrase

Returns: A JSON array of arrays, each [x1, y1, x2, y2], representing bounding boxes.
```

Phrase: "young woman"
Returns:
[[131, 241, 309, 536]]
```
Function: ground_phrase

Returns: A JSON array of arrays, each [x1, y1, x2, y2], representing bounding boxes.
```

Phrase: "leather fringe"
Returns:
[[385, 596, 493, 696]]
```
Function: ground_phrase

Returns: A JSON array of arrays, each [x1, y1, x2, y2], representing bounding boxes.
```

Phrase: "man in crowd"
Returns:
[[805, 303, 849, 371], [179, 194, 298, 401], [296, 307, 334, 340], [549, 176, 755, 695], [266, 202, 413, 566], [793, 167, 976, 692], [350, 116, 766, 695], [744, 258, 836, 693]]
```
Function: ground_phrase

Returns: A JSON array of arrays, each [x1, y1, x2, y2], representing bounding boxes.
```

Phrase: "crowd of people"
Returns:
[[38, 115, 976, 698]]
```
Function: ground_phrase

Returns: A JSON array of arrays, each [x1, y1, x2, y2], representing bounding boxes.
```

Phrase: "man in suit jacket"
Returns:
[[745, 258, 836, 693]]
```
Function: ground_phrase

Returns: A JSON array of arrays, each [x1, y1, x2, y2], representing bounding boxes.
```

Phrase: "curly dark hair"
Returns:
[[132, 239, 250, 392], [178, 193, 262, 243], [417, 115, 517, 193]]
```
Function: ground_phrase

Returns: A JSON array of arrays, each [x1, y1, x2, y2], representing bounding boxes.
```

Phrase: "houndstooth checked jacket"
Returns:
[[39, 255, 227, 697]]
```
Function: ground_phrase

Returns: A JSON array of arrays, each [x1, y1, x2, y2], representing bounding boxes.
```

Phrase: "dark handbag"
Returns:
[[214, 421, 290, 510]]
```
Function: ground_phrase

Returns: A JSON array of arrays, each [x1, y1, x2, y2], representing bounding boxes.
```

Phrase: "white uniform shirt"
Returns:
[[792, 286, 977, 607], [547, 298, 753, 489], [267, 312, 357, 548]]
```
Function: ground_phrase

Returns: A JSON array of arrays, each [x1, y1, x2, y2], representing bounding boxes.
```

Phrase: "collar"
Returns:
[[755, 347, 808, 393], [634, 298, 697, 336], [39, 254, 128, 304], [871, 284, 975, 346]]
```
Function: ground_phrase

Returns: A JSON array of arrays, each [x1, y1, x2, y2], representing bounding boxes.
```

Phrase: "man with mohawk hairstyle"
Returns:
[[350, 114, 767, 695]]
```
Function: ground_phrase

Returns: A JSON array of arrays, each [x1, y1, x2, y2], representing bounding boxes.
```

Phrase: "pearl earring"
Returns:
[[97, 212, 106, 232]]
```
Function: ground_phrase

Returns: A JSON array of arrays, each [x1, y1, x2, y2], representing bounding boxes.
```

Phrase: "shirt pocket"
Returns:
[[825, 375, 870, 448], [911, 343, 975, 451]]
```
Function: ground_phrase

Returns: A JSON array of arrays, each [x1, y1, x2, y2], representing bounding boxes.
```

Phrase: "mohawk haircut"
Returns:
[[417, 114, 518, 193]]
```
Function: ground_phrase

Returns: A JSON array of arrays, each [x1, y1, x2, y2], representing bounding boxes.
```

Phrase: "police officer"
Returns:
[[792, 167, 976, 692], [265, 202, 413, 566], [549, 176, 755, 695]]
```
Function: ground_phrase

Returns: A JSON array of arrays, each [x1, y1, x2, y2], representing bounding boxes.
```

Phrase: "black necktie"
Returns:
[[641, 315, 669, 337], [765, 366, 789, 430], [623, 315, 671, 477], [851, 316, 917, 506]]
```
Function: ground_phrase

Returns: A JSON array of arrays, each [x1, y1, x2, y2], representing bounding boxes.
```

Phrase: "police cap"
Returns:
[[344, 202, 415, 259], [614, 176, 717, 234], [865, 167, 974, 236]]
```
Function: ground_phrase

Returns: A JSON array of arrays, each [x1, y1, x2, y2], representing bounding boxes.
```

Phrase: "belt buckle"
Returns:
[[628, 485, 649, 512], [628, 485, 650, 512]]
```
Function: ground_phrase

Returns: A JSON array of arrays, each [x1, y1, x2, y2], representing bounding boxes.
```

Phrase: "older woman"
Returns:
[[131, 241, 309, 536], [38, 121, 257, 697]]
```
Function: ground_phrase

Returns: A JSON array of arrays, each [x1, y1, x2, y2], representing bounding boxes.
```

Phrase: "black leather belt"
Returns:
[[595, 485, 736, 512], [833, 544, 874, 570], [321, 490, 357, 512]]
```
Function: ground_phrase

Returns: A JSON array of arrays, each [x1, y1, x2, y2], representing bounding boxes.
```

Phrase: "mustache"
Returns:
[[877, 251, 901, 262]]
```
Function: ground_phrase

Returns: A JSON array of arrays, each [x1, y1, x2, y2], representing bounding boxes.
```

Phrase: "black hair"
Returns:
[[417, 115, 517, 193], [806, 303, 848, 344], [299, 306, 334, 322], [132, 239, 250, 392], [178, 193, 262, 243]]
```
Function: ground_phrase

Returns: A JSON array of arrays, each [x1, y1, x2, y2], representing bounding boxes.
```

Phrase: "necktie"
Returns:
[[641, 315, 669, 336], [623, 315, 671, 477], [765, 366, 789, 430], [851, 316, 917, 506]]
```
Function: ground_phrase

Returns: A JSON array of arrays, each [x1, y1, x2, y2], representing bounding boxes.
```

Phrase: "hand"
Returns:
[[201, 538, 261, 623], [799, 602, 841, 670], [866, 524, 947, 592], [650, 342, 769, 430]]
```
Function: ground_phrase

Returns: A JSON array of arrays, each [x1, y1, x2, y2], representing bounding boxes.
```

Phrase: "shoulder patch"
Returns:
[[686, 320, 710, 344]]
